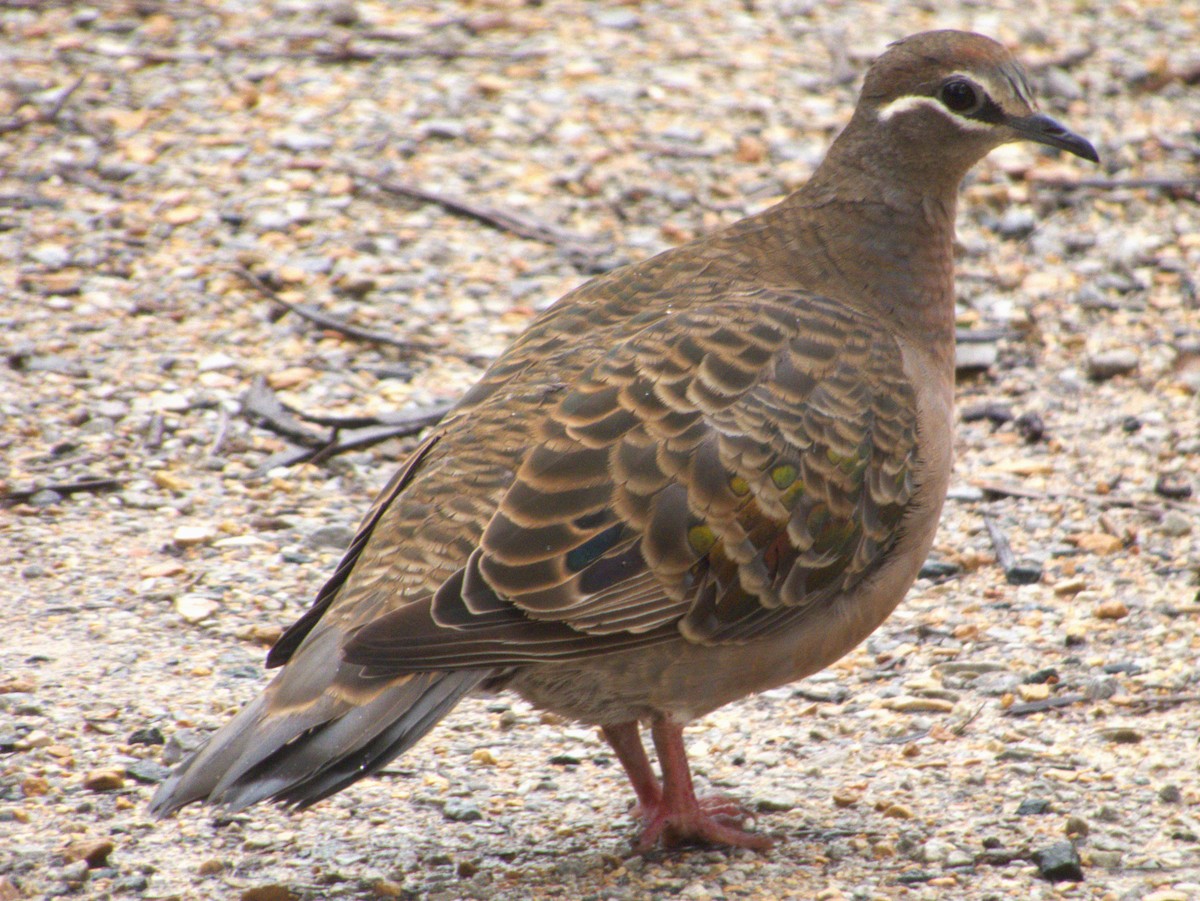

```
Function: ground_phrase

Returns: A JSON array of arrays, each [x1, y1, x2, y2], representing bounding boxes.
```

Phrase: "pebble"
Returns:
[[28, 489, 63, 507], [1095, 599, 1130, 620], [198, 352, 238, 372], [918, 839, 954, 863], [1086, 348, 1139, 380], [945, 850, 974, 867], [1031, 840, 1084, 882], [972, 671, 1023, 695], [955, 341, 998, 371], [112, 875, 150, 894], [442, 799, 482, 822], [996, 208, 1036, 238], [1017, 798, 1052, 816], [1041, 68, 1084, 100], [1154, 472, 1193, 500], [1158, 784, 1182, 804], [126, 760, 171, 784], [883, 696, 955, 713], [83, 769, 125, 792], [240, 886, 295, 901], [1065, 815, 1089, 837], [1005, 561, 1043, 585], [1158, 511, 1192, 536], [128, 727, 164, 745], [306, 524, 356, 550], [61, 859, 91, 884], [919, 559, 961, 579], [1014, 411, 1045, 443], [946, 484, 985, 502], [754, 794, 797, 812], [62, 839, 114, 868], [30, 243, 70, 268], [273, 131, 333, 153], [172, 524, 218, 547], [1098, 727, 1142, 744], [174, 593, 219, 623], [1088, 850, 1122, 868]]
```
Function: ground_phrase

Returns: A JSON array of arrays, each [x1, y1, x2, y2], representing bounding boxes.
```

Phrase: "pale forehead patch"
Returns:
[[875, 94, 994, 131]]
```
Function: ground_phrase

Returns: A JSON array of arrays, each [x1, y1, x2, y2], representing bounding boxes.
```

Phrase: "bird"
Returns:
[[151, 30, 1097, 853]]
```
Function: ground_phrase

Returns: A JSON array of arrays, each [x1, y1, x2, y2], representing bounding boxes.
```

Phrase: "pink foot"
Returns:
[[601, 719, 773, 854], [634, 794, 772, 853]]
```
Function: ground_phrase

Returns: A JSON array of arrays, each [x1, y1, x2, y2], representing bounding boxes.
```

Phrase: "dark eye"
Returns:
[[939, 79, 980, 113]]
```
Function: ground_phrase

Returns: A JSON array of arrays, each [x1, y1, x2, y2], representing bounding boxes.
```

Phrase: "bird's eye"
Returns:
[[939, 79, 980, 113]]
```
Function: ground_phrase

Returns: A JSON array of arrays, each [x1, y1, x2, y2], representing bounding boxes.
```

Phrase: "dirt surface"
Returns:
[[3, 1, 1199, 899]]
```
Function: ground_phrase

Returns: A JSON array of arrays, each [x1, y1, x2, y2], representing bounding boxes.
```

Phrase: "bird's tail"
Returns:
[[150, 626, 489, 815]]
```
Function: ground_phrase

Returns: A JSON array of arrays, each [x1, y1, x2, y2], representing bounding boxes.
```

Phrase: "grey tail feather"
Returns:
[[149, 669, 488, 817]]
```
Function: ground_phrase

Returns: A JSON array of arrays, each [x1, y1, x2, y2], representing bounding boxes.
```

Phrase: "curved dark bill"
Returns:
[[1007, 113, 1099, 163]]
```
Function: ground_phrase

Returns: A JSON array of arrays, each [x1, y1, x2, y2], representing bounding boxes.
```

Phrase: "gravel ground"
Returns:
[[3, 1, 1200, 899]]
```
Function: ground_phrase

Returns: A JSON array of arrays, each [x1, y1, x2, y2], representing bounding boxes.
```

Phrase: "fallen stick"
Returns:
[[360, 173, 610, 259], [234, 267, 437, 353], [974, 479, 1200, 516], [1, 477, 124, 503]]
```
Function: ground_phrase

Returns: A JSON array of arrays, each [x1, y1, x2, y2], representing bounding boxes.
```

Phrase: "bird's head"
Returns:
[[841, 30, 1098, 189]]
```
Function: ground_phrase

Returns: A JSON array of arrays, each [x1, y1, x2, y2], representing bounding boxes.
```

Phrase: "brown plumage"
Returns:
[[152, 30, 1097, 851]]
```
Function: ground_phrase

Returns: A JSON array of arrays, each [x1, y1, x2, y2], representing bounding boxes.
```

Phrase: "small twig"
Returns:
[[234, 267, 436, 354], [249, 402, 452, 476], [1030, 175, 1200, 193], [1112, 694, 1200, 709], [956, 327, 1018, 343], [358, 171, 610, 258], [45, 75, 86, 121], [207, 406, 231, 460], [0, 74, 85, 135], [950, 702, 986, 737], [982, 511, 1016, 571], [306, 407, 453, 466], [241, 377, 325, 447], [974, 479, 1200, 517], [981, 511, 1041, 585], [1026, 44, 1096, 72], [68, 43, 547, 65], [1002, 693, 1088, 717], [1, 477, 124, 503], [145, 413, 165, 451]]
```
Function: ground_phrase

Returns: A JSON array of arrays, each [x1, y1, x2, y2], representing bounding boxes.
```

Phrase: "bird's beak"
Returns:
[[1007, 113, 1099, 163]]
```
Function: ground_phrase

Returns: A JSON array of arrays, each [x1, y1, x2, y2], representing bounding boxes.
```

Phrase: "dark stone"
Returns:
[[1015, 411, 1045, 443], [1016, 798, 1052, 816], [442, 799, 482, 822], [919, 559, 961, 580], [128, 727, 164, 746], [1159, 784, 1182, 804], [1155, 472, 1193, 500], [1102, 661, 1140, 675], [961, 402, 1013, 425], [112, 875, 150, 893], [1024, 668, 1059, 684], [126, 760, 172, 784], [1005, 562, 1043, 585], [1032, 840, 1084, 882], [548, 753, 581, 766]]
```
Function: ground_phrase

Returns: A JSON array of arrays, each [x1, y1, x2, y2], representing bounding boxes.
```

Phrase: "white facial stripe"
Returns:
[[875, 95, 995, 132]]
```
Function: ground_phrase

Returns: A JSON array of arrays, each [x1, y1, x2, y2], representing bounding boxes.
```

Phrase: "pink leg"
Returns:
[[601, 718, 772, 853], [601, 722, 661, 815]]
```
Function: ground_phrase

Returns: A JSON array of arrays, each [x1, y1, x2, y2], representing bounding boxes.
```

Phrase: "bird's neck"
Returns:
[[743, 138, 963, 369]]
